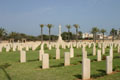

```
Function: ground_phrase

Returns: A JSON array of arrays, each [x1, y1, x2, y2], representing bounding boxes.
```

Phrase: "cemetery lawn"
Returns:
[[0, 47, 120, 80]]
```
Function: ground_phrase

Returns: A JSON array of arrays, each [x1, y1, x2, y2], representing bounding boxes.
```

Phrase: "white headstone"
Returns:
[[82, 58, 90, 80], [106, 56, 113, 74], [64, 52, 70, 66], [20, 51, 26, 63], [42, 54, 49, 69]]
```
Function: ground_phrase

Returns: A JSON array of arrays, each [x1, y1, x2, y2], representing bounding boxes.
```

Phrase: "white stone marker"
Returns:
[[6, 46, 10, 52], [93, 44, 96, 56], [70, 47, 74, 58], [13, 46, 16, 51], [102, 43, 105, 54], [56, 48, 60, 59], [64, 52, 70, 66], [49, 45, 52, 50], [97, 50, 102, 61], [42, 54, 49, 69], [20, 51, 26, 63], [26, 46, 29, 51], [106, 56, 113, 74], [110, 46, 113, 59], [82, 58, 91, 80], [82, 48, 87, 59], [39, 50, 44, 61]]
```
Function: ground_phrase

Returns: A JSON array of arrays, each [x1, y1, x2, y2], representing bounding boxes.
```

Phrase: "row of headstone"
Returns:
[[0, 42, 41, 52], [81, 44, 114, 80], [17, 41, 117, 80], [0, 41, 120, 53]]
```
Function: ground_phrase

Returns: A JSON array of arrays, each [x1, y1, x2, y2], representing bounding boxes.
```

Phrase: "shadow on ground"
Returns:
[[51, 63, 64, 68], [91, 69, 106, 79], [27, 59, 39, 62], [74, 69, 106, 80], [0, 63, 11, 80], [74, 74, 82, 80]]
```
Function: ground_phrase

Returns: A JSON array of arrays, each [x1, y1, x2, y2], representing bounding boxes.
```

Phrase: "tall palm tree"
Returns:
[[40, 24, 44, 43], [101, 29, 106, 42], [46, 24, 53, 44], [73, 24, 80, 43], [110, 28, 116, 42], [91, 27, 99, 42], [66, 24, 71, 42]]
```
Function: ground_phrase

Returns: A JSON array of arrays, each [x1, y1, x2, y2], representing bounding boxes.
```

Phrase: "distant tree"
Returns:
[[61, 32, 72, 40], [51, 35, 58, 41], [78, 31, 82, 39], [65, 24, 71, 42], [110, 28, 117, 42], [119, 28, 120, 40], [100, 29, 106, 42], [40, 24, 44, 43], [0, 27, 7, 42], [91, 27, 99, 42], [46, 24, 53, 44], [9, 32, 17, 39], [8, 32, 23, 41], [73, 24, 80, 43]]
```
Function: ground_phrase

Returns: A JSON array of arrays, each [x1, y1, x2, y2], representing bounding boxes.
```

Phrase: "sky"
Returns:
[[0, 0, 120, 36]]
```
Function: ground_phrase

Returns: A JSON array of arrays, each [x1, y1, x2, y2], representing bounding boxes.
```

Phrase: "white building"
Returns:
[[82, 33, 93, 39], [82, 33, 107, 39]]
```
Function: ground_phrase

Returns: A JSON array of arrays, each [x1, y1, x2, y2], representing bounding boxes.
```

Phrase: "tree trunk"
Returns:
[[76, 28, 78, 44], [41, 27, 43, 43], [49, 28, 51, 44], [95, 33, 96, 43], [68, 29, 70, 42], [112, 33, 114, 42], [103, 33, 104, 42]]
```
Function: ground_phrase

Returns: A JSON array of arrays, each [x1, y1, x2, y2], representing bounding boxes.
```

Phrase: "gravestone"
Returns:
[[20, 51, 26, 63], [102, 43, 105, 54], [93, 43, 96, 56], [64, 52, 70, 66], [39, 50, 44, 61], [42, 54, 49, 69], [106, 56, 113, 74], [70, 47, 74, 58], [49, 45, 52, 50], [110, 46, 113, 58], [56, 48, 60, 59], [26, 46, 29, 51], [82, 47, 87, 59], [82, 58, 91, 80], [97, 50, 102, 61], [13, 46, 16, 51], [6, 46, 10, 52]]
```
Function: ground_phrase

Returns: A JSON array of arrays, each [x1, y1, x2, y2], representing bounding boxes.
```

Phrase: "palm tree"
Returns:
[[73, 24, 80, 43], [9, 32, 17, 38], [101, 29, 106, 42], [91, 27, 99, 42], [110, 28, 116, 42], [65, 24, 71, 42], [46, 24, 53, 44], [40, 24, 44, 43], [0, 27, 7, 42]]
